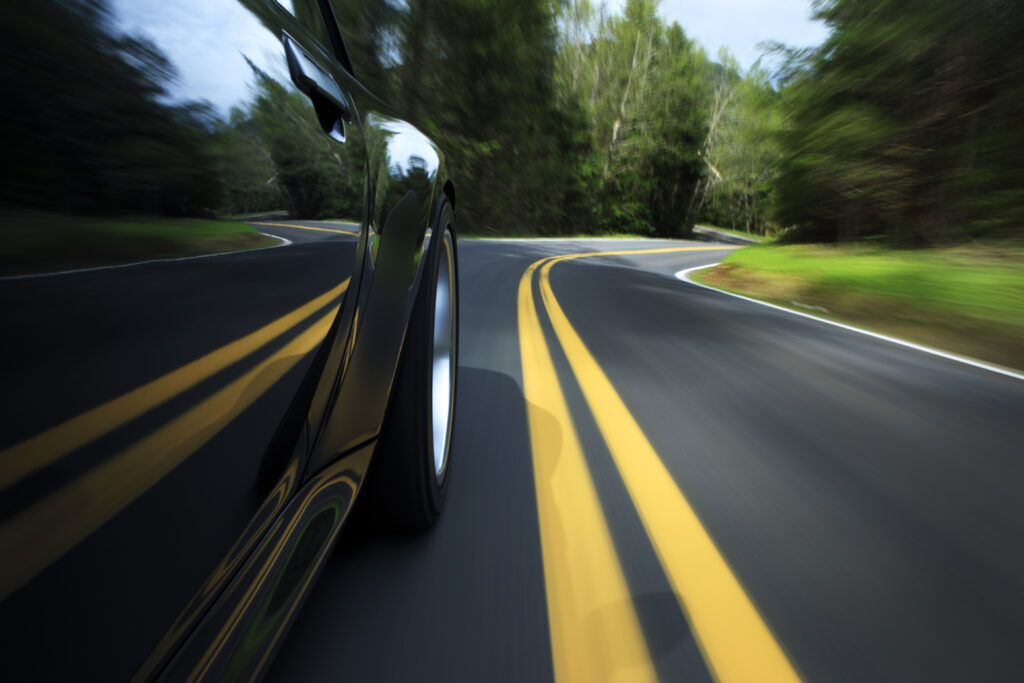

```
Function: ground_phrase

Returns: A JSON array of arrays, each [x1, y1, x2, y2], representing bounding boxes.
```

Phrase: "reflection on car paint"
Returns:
[[0, 0, 454, 679]]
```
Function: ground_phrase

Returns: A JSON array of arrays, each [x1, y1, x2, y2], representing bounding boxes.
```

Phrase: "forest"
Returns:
[[351, 0, 1024, 244], [3, 0, 1022, 246]]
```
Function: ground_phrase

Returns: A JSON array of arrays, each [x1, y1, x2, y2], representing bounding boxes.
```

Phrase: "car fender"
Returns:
[[306, 111, 453, 475]]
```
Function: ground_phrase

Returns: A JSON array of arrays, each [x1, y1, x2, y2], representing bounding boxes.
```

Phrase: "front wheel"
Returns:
[[364, 196, 458, 530]]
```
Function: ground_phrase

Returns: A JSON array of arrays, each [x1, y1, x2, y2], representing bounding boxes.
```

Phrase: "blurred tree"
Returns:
[[0, 0, 222, 216], [556, 0, 714, 236], [773, 0, 1024, 244], [402, 0, 574, 233], [244, 60, 363, 219], [332, 0, 573, 233], [700, 59, 785, 236], [207, 109, 283, 217], [28, 0, 1015, 244]]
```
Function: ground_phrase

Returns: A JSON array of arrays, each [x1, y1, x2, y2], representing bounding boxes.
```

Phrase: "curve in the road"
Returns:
[[254, 221, 360, 237], [269, 237, 1024, 683], [518, 256, 657, 682]]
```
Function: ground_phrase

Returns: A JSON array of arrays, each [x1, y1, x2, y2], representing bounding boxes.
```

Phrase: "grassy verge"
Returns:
[[0, 212, 278, 276], [693, 243, 1024, 370]]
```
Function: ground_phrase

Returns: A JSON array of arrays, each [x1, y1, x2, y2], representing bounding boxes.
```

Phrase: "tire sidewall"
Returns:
[[421, 198, 457, 516]]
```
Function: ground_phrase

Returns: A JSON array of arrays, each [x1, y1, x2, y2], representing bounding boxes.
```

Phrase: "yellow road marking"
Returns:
[[518, 260, 655, 683], [188, 447, 371, 682], [0, 280, 349, 490], [535, 249, 801, 683], [0, 307, 338, 601], [255, 221, 359, 237]]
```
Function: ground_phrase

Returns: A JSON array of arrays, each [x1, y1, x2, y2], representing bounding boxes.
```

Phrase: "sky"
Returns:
[[605, 0, 830, 71], [108, 0, 832, 115], [111, 0, 291, 113]]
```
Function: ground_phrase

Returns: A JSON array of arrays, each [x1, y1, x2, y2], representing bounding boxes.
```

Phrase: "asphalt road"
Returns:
[[2, 227, 1022, 681], [268, 236, 1024, 682]]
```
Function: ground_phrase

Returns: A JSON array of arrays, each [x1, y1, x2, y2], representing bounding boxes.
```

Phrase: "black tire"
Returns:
[[362, 196, 458, 530]]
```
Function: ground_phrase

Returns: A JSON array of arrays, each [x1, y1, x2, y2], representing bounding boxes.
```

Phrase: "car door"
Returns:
[[0, 0, 367, 679]]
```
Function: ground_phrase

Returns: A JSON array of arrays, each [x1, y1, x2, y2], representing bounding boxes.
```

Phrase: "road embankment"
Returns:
[[693, 243, 1024, 370], [693, 224, 765, 245]]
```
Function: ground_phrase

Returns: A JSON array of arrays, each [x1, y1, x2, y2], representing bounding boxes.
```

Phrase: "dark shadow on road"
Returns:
[[267, 366, 554, 683]]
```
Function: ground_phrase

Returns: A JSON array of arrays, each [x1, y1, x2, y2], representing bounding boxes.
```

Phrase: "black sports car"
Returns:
[[0, 0, 457, 679]]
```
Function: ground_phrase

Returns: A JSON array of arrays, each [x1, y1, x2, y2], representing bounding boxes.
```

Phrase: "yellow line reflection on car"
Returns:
[[0, 307, 339, 601], [0, 279, 349, 490]]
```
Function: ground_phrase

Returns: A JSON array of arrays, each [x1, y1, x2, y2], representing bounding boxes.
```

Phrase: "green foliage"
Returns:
[[713, 243, 1024, 366], [699, 60, 785, 236], [554, 0, 714, 236], [725, 244, 1024, 315], [400, 0, 572, 233], [773, 0, 1024, 244], [243, 63, 363, 219], [330, 0, 719, 236], [0, 0, 733, 237], [12, 0, 1016, 245], [206, 110, 282, 217], [332, 0, 575, 232], [0, 0, 367, 222]]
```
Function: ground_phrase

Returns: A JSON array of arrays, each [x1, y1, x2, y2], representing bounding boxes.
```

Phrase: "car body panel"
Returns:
[[0, 0, 453, 679]]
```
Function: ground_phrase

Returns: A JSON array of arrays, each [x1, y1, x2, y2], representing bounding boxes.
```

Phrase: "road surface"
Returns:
[[270, 235, 1024, 682], [2, 224, 1021, 681]]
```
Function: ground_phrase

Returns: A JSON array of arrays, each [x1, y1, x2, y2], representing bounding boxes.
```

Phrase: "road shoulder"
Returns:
[[677, 262, 1024, 381]]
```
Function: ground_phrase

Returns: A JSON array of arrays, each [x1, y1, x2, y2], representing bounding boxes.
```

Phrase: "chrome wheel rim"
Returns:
[[430, 230, 456, 481]]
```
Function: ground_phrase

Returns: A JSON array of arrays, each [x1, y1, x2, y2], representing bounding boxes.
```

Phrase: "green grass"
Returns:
[[0, 212, 278, 276], [695, 224, 770, 242], [697, 243, 1024, 369]]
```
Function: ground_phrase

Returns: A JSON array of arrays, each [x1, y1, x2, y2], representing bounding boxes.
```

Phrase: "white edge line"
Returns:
[[675, 262, 1024, 382], [261, 231, 292, 247], [0, 231, 293, 281]]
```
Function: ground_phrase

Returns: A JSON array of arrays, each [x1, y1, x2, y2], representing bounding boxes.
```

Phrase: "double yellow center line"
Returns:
[[520, 247, 801, 683], [254, 221, 360, 237], [0, 279, 348, 600], [519, 257, 655, 682]]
